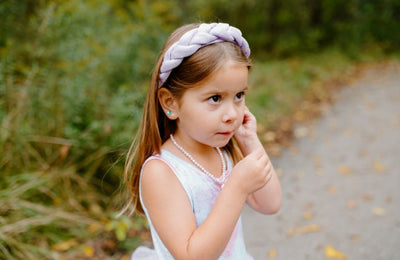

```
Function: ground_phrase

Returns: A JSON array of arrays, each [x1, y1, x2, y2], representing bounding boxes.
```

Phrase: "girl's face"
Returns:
[[174, 60, 248, 149]]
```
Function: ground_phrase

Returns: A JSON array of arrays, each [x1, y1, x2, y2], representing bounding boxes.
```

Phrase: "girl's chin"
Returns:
[[214, 136, 233, 148]]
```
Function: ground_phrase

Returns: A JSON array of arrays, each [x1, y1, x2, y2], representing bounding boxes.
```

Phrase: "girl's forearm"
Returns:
[[236, 137, 282, 214], [248, 169, 282, 214], [182, 183, 247, 259]]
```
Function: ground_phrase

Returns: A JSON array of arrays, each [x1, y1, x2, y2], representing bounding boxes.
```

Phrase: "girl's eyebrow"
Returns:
[[202, 86, 248, 95]]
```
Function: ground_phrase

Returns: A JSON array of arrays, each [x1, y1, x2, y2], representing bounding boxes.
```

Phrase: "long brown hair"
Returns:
[[124, 23, 252, 215]]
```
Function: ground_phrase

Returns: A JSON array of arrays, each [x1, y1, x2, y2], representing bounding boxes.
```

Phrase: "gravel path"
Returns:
[[243, 61, 400, 260]]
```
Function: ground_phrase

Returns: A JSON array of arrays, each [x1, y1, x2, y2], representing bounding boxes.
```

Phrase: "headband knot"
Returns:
[[158, 23, 250, 88]]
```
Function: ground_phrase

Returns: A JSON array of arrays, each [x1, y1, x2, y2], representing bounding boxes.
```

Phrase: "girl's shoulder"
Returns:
[[140, 151, 181, 198], [140, 148, 183, 189], [141, 152, 174, 180]]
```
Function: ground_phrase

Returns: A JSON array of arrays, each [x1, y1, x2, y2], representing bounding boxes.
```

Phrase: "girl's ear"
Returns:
[[158, 88, 179, 120]]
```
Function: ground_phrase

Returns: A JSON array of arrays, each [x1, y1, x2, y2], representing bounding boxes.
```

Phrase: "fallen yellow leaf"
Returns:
[[302, 211, 313, 220], [286, 228, 295, 236], [268, 248, 277, 258], [373, 161, 386, 173], [51, 239, 78, 251], [296, 224, 322, 234], [325, 245, 347, 259], [121, 255, 131, 260], [82, 245, 95, 257], [372, 207, 386, 216], [338, 165, 353, 175], [327, 186, 337, 194]]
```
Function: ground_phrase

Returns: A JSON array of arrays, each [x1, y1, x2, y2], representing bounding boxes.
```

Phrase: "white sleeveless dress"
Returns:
[[131, 149, 253, 260]]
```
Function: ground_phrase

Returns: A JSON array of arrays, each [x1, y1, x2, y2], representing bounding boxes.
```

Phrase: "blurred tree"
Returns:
[[1, 0, 399, 182]]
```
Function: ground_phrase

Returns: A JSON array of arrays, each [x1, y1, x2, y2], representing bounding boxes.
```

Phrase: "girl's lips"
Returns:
[[218, 131, 233, 136]]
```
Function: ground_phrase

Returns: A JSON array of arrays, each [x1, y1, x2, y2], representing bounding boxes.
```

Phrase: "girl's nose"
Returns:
[[222, 103, 238, 123]]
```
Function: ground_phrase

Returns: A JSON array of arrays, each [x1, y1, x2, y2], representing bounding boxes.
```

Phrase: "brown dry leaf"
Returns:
[[294, 110, 307, 122], [268, 144, 282, 157], [338, 165, 353, 175], [53, 197, 62, 206], [264, 131, 276, 142], [350, 234, 360, 242], [279, 121, 292, 132], [347, 200, 357, 209], [372, 207, 386, 216], [325, 245, 347, 259], [88, 222, 102, 233], [362, 193, 373, 201], [59, 145, 71, 160], [103, 123, 112, 135], [314, 155, 322, 164], [373, 161, 386, 173], [296, 224, 322, 234], [268, 248, 277, 259], [51, 239, 78, 251]]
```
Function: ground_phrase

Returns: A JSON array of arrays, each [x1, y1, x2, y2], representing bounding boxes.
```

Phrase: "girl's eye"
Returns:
[[235, 91, 245, 101], [208, 95, 221, 104]]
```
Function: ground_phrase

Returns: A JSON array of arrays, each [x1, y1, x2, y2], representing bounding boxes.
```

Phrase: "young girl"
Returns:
[[125, 22, 282, 259]]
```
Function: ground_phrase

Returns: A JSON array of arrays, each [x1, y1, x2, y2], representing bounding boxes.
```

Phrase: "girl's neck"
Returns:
[[168, 134, 227, 183], [169, 132, 215, 157]]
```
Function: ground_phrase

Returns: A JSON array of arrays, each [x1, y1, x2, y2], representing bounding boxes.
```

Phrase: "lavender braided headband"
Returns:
[[158, 23, 251, 88]]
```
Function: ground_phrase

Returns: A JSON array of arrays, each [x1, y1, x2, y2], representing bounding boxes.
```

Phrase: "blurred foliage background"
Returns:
[[1, 0, 399, 258]]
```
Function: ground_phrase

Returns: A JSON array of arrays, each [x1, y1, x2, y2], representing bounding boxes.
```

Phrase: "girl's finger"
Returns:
[[265, 171, 273, 184]]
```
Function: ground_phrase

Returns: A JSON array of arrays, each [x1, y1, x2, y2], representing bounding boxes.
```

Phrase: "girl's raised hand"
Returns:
[[235, 106, 257, 140], [228, 148, 273, 196], [234, 106, 263, 156]]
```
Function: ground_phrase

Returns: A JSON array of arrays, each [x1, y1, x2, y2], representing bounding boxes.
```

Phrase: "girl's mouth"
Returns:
[[218, 132, 232, 136]]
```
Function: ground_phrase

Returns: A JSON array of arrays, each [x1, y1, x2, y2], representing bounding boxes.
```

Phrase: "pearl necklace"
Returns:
[[170, 134, 227, 185]]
